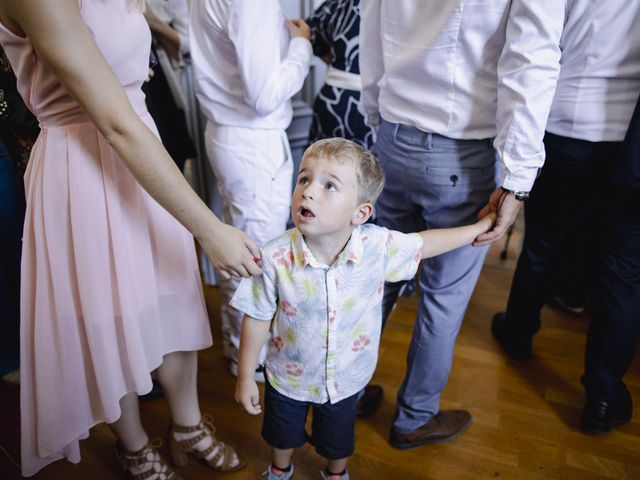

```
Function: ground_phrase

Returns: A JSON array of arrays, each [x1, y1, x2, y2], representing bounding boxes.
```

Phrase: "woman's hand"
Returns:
[[198, 221, 262, 279]]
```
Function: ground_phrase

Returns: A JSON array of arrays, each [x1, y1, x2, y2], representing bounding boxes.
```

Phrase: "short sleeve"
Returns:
[[230, 249, 279, 321], [384, 231, 423, 283]]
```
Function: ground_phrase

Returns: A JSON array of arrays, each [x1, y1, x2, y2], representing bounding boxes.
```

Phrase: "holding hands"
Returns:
[[473, 187, 522, 247]]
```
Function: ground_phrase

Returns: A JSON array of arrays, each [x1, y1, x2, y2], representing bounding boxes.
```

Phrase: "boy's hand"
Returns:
[[287, 19, 311, 40], [235, 378, 262, 415], [477, 212, 497, 234]]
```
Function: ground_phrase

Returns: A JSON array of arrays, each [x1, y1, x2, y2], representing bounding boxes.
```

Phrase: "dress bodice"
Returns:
[[0, 0, 151, 127]]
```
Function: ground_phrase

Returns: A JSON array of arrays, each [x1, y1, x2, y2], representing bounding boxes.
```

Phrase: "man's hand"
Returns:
[[473, 187, 522, 246], [235, 378, 262, 415]]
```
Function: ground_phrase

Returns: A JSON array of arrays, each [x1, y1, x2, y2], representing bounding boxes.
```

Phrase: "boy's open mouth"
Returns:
[[299, 206, 315, 218]]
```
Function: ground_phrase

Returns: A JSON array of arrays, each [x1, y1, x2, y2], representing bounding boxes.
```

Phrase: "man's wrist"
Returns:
[[500, 186, 529, 201]]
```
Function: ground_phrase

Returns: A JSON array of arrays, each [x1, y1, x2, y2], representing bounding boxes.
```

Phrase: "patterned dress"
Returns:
[[307, 0, 374, 149]]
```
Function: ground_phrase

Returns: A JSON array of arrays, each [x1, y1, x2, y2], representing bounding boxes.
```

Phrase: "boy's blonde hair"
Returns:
[[303, 138, 385, 204]]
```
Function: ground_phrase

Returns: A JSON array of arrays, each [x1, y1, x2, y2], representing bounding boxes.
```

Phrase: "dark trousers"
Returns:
[[504, 132, 640, 401]]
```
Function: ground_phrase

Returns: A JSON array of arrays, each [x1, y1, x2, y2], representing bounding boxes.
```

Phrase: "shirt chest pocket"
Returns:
[[381, 2, 462, 50]]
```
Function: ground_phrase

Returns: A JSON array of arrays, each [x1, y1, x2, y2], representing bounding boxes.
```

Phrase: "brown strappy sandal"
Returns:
[[115, 439, 183, 480], [167, 415, 247, 473]]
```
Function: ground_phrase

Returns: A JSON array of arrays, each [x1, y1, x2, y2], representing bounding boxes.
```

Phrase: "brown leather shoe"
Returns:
[[356, 384, 383, 417], [389, 410, 472, 449]]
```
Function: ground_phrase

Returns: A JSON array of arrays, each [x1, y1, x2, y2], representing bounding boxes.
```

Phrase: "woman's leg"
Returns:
[[109, 392, 148, 451], [110, 392, 180, 479], [159, 350, 241, 470], [156, 350, 200, 425]]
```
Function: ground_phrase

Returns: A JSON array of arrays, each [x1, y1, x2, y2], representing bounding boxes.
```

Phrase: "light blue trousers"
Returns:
[[374, 119, 496, 433]]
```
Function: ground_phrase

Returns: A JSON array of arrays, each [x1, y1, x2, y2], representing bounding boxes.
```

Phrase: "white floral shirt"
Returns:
[[230, 224, 422, 404]]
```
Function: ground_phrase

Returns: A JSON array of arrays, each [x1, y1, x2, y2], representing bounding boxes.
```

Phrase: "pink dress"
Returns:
[[0, 1, 212, 476]]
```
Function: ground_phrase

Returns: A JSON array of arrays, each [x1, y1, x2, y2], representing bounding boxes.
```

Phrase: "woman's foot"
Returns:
[[115, 439, 182, 480], [168, 415, 246, 472]]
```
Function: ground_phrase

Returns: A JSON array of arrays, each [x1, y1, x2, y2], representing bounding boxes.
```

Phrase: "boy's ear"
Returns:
[[352, 202, 373, 226]]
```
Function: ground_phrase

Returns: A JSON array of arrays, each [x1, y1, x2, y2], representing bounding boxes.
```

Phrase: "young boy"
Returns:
[[231, 138, 495, 480]]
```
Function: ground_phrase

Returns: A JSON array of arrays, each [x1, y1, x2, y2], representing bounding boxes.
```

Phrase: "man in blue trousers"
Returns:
[[360, 0, 564, 447]]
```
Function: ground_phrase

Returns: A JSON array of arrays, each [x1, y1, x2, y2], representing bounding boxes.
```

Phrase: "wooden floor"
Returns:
[[1, 231, 639, 480]]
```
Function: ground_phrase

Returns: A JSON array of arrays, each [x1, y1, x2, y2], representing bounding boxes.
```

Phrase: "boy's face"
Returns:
[[291, 154, 368, 239]]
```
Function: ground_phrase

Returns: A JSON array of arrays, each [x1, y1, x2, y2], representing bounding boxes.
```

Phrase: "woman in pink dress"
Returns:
[[0, 0, 258, 478]]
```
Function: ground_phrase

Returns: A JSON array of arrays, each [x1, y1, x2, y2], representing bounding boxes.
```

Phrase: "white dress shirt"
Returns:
[[361, 0, 564, 192], [547, 0, 640, 142], [189, 0, 312, 130]]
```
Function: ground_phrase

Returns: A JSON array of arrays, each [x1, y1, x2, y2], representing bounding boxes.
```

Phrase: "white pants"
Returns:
[[204, 121, 293, 364]]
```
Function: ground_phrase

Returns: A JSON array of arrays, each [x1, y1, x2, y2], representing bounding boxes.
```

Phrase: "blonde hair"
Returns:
[[303, 138, 385, 204]]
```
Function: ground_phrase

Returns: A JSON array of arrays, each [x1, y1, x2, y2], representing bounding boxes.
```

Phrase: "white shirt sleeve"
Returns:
[[360, 0, 383, 134], [228, 0, 312, 118], [495, 0, 565, 192]]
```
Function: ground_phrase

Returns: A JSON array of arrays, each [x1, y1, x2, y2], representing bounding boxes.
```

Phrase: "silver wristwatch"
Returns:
[[500, 187, 529, 201]]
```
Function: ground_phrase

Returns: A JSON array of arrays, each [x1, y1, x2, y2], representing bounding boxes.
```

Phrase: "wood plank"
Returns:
[[1, 230, 639, 479]]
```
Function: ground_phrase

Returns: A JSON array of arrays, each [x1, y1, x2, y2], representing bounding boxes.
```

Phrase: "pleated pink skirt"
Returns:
[[19, 115, 212, 476]]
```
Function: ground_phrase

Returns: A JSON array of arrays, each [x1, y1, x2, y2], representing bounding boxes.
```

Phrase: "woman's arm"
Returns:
[[1, 0, 260, 278]]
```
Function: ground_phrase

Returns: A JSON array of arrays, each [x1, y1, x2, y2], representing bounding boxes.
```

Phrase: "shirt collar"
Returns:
[[291, 226, 364, 269]]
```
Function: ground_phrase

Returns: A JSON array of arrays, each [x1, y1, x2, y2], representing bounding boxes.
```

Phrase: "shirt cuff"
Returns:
[[499, 165, 539, 192]]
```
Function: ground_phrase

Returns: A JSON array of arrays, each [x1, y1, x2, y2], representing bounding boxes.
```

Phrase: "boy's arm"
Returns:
[[235, 314, 272, 415], [419, 213, 496, 259]]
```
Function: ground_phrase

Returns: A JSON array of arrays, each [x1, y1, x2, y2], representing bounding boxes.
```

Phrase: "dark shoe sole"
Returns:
[[389, 416, 472, 450], [579, 416, 631, 435]]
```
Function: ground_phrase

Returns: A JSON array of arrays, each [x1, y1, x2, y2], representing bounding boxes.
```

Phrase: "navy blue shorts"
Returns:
[[261, 380, 359, 460]]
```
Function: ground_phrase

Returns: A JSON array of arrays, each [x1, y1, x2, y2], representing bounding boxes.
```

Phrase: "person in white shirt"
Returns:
[[189, 0, 313, 378], [359, 0, 564, 447], [492, 0, 640, 435]]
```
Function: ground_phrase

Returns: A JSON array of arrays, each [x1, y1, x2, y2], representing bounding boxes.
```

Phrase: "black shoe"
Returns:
[[491, 312, 532, 361], [356, 384, 383, 417], [579, 391, 633, 434], [139, 379, 164, 401]]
